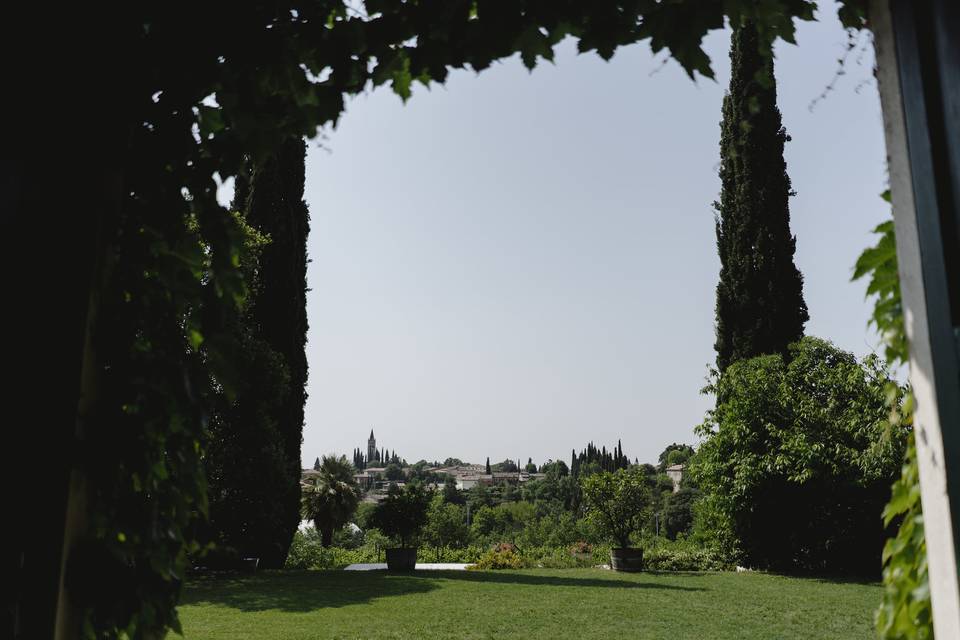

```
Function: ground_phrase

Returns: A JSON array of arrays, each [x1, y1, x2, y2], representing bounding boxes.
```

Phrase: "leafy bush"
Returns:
[[416, 545, 485, 563], [523, 547, 594, 569], [694, 336, 908, 576], [643, 540, 732, 572], [470, 547, 527, 570], [285, 531, 490, 568], [569, 541, 592, 555], [423, 499, 470, 560], [285, 531, 378, 569], [663, 487, 699, 540]]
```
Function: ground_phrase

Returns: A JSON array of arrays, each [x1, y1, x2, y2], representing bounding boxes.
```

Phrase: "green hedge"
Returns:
[[285, 531, 731, 572], [643, 545, 731, 572]]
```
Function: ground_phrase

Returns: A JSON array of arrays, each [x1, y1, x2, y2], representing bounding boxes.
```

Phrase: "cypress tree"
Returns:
[[313, 457, 321, 471], [241, 137, 311, 567], [204, 155, 297, 569], [485, 457, 491, 475], [714, 21, 808, 373]]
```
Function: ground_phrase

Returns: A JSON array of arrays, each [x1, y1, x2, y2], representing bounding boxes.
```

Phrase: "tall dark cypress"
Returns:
[[243, 137, 311, 566], [714, 22, 808, 373], [485, 457, 491, 475], [204, 155, 297, 569]]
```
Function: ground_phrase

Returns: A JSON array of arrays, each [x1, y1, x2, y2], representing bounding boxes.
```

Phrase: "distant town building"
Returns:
[[367, 429, 377, 464], [666, 464, 684, 493]]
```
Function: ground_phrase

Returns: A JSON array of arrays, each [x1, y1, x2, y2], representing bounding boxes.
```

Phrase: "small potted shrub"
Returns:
[[581, 468, 651, 572], [371, 483, 431, 571]]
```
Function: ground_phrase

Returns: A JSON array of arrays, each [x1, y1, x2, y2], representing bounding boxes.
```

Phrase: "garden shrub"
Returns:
[[416, 546, 484, 563], [285, 532, 379, 569], [470, 546, 527, 570], [694, 336, 908, 576], [643, 544, 731, 572]]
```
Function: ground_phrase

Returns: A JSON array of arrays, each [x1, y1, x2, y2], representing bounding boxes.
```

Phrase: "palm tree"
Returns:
[[301, 454, 360, 547]]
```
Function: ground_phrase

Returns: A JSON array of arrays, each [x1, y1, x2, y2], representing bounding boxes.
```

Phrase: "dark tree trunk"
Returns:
[[4, 11, 127, 637]]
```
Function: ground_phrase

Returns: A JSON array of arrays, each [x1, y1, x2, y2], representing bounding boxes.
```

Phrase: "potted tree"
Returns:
[[372, 482, 431, 571], [581, 467, 651, 572]]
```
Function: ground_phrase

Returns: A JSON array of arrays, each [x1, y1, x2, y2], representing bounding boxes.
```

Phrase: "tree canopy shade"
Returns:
[[693, 337, 908, 575], [6, 1, 871, 638], [713, 21, 808, 373]]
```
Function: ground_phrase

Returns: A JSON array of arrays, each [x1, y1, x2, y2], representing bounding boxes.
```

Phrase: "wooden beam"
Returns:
[[872, 0, 960, 635]]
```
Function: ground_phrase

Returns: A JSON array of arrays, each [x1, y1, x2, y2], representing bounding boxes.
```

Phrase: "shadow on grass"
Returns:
[[416, 570, 706, 592], [182, 568, 703, 613], [182, 571, 438, 612]]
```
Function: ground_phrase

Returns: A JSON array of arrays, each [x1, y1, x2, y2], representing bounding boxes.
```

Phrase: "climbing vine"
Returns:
[[852, 192, 930, 639]]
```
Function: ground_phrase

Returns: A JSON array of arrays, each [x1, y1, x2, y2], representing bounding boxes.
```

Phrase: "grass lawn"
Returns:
[[180, 569, 880, 640]]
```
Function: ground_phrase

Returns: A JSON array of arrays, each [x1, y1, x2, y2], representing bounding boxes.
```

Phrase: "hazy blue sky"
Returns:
[[298, 4, 887, 468]]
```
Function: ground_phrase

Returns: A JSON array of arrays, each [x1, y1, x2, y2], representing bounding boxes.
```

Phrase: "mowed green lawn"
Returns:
[[180, 569, 880, 640]]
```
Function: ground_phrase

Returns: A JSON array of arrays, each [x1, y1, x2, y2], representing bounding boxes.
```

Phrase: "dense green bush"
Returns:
[[470, 547, 526, 570], [285, 530, 374, 570], [418, 546, 485, 563], [643, 539, 732, 572], [694, 336, 909, 576], [663, 487, 699, 540], [423, 498, 470, 560]]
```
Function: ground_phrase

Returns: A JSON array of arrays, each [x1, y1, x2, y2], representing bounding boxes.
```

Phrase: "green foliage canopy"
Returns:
[[424, 498, 470, 560], [663, 487, 700, 540], [372, 483, 431, 548], [581, 468, 653, 549], [694, 336, 908, 575]]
